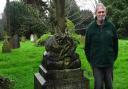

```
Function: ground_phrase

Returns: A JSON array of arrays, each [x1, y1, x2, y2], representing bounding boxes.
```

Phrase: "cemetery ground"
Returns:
[[0, 39, 128, 89]]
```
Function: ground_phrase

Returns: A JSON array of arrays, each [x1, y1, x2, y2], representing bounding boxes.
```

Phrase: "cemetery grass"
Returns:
[[0, 40, 128, 89]]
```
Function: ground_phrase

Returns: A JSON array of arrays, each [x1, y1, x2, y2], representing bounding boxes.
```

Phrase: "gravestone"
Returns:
[[33, 34, 38, 43], [2, 36, 11, 53], [30, 34, 34, 42], [21, 36, 26, 42], [12, 34, 20, 48], [30, 34, 38, 42], [34, 35, 90, 89]]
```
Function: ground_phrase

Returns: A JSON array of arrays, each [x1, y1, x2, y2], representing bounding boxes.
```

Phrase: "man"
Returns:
[[84, 3, 118, 89]]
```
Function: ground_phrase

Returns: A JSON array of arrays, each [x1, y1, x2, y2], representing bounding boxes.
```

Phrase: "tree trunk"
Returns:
[[6, 0, 11, 36], [54, 0, 65, 34]]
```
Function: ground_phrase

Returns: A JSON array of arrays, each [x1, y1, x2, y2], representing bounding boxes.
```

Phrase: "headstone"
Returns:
[[12, 34, 20, 49], [2, 36, 11, 53], [33, 34, 38, 43], [30, 34, 34, 42], [30, 34, 38, 43], [21, 36, 26, 42]]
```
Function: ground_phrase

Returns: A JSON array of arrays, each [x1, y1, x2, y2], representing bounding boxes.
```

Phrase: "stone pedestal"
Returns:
[[34, 65, 89, 89]]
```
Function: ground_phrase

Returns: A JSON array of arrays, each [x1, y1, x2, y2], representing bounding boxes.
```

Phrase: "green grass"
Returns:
[[113, 40, 128, 89], [0, 41, 44, 89], [0, 40, 128, 89]]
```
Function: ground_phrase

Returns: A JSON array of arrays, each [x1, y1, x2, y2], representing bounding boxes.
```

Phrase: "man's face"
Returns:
[[96, 7, 106, 22]]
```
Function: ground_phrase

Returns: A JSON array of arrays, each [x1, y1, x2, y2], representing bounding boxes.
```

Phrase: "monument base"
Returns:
[[34, 65, 90, 89]]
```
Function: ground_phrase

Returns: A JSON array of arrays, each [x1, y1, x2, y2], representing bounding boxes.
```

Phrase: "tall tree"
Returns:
[[101, 0, 128, 38], [4, 1, 48, 38], [79, 10, 93, 29], [22, 0, 48, 17], [65, 0, 81, 29], [46, 0, 66, 34], [0, 19, 4, 39], [5, 0, 11, 36], [22, 0, 50, 35], [2, 0, 12, 53]]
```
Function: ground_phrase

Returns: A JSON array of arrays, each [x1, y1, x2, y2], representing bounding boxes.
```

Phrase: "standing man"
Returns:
[[84, 3, 118, 89]]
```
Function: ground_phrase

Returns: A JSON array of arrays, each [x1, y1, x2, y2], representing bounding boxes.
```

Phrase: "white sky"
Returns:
[[0, 0, 17, 18], [75, 0, 98, 12], [0, 0, 6, 14], [0, 0, 98, 19]]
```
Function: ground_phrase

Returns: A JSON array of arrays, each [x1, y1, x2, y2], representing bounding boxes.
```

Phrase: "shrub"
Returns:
[[0, 76, 15, 89], [36, 33, 52, 46], [71, 34, 81, 45]]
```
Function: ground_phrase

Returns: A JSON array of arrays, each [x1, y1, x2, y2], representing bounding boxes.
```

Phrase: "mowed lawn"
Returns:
[[0, 39, 128, 89]]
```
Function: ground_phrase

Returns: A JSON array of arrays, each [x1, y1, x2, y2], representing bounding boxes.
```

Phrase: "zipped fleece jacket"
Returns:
[[84, 18, 118, 67]]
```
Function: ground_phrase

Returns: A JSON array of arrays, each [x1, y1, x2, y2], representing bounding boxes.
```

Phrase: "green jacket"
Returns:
[[84, 18, 118, 67]]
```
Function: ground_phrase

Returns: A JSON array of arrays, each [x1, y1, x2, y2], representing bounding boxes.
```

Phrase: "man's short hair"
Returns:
[[95, 3, 106, 13]]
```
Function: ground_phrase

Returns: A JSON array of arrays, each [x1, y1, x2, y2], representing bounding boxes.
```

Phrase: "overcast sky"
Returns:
[[0, 0, 16, 18], [0, 0, 98, 18], [0, 0, 6, 14], [75, 0, 98, 12]]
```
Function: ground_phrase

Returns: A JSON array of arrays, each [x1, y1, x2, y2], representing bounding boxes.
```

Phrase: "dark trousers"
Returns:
[[92, 67, 113, 89]]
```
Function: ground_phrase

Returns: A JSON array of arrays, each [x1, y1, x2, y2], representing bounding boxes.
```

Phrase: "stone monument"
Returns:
[[34, 34, 90, 89], [34, 0, 89, 89]]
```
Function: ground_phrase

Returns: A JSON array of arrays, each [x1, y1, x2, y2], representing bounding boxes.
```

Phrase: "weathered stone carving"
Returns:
[[42, 34, 81, 70]]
